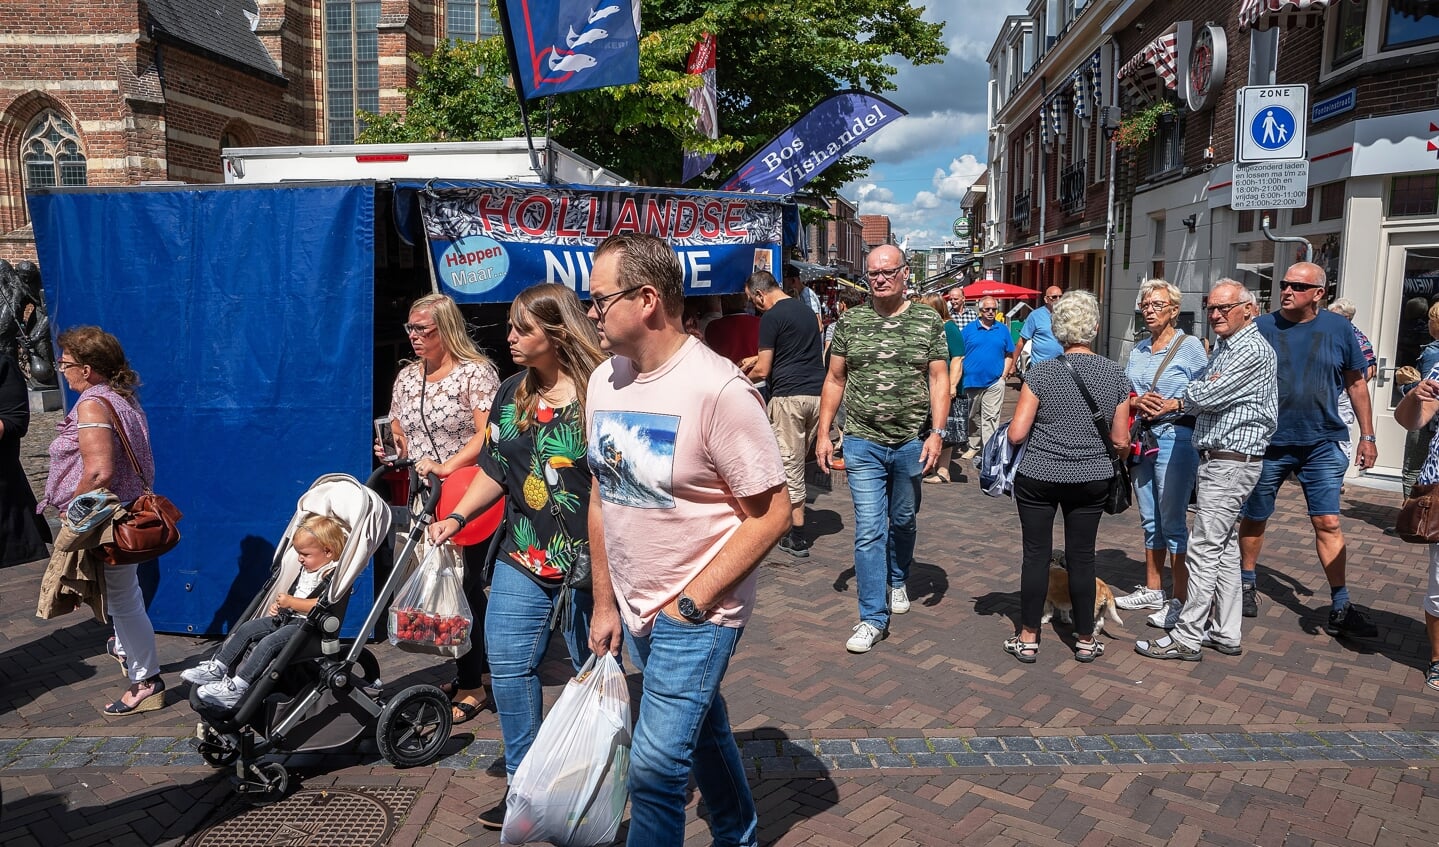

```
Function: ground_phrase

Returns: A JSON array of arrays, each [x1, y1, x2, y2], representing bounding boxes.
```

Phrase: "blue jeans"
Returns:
[[485, 562, 593, 778], [622, 614, 756, 847], [1241, 441, 1348, 520], [1132, 423, 1198, 554], [844, 435, 923, 630]]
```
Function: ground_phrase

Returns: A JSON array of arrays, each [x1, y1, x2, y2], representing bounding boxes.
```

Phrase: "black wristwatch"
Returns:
[[445, 512, 468, 529], [677, 593, 708, 622]]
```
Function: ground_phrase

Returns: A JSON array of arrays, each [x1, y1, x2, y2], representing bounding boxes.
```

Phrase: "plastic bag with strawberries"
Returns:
[[388, 542, 473, 658]]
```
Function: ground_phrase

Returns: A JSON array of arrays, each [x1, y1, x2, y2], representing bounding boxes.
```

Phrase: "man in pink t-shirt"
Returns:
[[585, 233, 790, 847]]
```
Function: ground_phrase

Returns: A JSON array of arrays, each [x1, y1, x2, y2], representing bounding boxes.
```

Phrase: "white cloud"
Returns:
[[861, 110, 988, 164], [933, 155, 986, 201]]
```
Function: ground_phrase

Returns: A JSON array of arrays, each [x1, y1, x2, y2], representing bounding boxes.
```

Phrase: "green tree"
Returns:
[[358, 1, 946, 190]]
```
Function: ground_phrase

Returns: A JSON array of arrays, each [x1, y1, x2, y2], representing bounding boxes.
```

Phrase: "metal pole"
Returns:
[[1260, 214, 1312, 262], [1100, 125, 1119, 358], [494, 0, 546, 182]]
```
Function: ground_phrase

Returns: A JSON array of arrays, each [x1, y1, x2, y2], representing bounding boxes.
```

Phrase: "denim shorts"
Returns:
[[1241, 441, 1348, 520]]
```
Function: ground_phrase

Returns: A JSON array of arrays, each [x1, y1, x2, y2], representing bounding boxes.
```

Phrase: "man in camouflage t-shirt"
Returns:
[[816, 244, 949, 653]]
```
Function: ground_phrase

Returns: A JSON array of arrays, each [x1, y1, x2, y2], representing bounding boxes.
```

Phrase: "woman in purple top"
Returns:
[[40, 326, 163, 714]]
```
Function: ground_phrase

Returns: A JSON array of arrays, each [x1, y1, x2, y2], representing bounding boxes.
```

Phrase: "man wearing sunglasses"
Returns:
[[1236, 261, 1379, 640], [816, 244, 949, 653], [1015, 286, 1065, 372], [1134, 280, 1277, 661]]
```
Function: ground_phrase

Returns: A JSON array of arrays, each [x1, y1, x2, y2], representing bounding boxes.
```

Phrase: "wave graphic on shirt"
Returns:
[[589, 411, 677, 509]]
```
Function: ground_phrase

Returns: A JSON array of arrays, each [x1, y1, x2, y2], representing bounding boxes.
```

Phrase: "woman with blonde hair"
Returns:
[[382, 293, 500, 719], [429, 283, 605, 828]]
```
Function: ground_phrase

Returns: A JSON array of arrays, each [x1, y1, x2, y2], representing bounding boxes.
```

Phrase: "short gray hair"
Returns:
[[1328, 298, 1357, 319], [1051, 290, 1100, 346], [1212, 278, 1256, 306], [1139, 279, 1182, 309]]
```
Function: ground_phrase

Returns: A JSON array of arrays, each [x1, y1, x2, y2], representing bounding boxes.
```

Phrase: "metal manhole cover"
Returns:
[[189, 786, 418, 847]]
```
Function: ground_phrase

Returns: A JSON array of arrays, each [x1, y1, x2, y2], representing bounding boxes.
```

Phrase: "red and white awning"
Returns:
[[1239, 0, 1345, 31], [1117, 30, 1179, 99]]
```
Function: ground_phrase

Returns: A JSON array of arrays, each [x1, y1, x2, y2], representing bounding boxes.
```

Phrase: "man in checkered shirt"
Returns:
[[947, 285, 978, 329], [1135, 280, 1277, 661]]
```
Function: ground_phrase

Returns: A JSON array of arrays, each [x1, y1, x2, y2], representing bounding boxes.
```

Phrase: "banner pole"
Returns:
[[494, 0, 546, 182]]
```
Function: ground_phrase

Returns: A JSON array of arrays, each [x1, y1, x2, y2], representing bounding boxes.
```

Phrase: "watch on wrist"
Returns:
[[677, 593, 708, 622], [1360, 434, 1376, 443], [445, 512, 468, 529]]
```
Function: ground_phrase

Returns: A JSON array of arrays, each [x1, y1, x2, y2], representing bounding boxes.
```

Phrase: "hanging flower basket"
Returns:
[[1115, 101, 1177, 150]]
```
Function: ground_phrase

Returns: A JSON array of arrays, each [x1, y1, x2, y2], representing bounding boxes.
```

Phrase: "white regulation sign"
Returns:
[[1231, 160, 1309, 210]]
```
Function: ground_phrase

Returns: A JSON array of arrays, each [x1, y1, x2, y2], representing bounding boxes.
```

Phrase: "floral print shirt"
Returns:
[[388, 358, 499, 464], [478, 374, 591, 585]]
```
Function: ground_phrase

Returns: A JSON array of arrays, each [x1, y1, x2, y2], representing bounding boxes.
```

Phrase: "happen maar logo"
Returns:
[[506, 0, 640, 99]]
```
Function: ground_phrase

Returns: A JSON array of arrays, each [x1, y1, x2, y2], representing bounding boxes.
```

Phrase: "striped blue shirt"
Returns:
[[1125, 329, 1209, 402]]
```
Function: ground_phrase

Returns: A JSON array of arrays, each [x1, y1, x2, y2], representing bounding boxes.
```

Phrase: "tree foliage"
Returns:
[[358, 1, 946, 192]]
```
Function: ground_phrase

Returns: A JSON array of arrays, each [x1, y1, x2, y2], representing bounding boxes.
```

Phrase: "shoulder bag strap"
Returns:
[[1148, 334, 1187, 393], [90, 395, 153, 492], [1059, 355, 1120, 463]]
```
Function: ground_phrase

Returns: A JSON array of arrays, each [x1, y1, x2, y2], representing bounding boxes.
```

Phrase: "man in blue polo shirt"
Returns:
[[960, 296, 1015, 459], [1016, 286, 1064, 372]]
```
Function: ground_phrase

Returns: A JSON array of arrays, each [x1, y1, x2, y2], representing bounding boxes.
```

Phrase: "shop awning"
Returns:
[[1117, 29, 1179, 100], [1238, 0, 1349, 31]]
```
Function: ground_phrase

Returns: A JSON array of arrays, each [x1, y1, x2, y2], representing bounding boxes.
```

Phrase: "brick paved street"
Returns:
[[3, 412, 1438, 845]]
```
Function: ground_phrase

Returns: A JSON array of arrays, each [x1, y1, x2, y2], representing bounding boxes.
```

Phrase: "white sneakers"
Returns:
[[846, 622, 885, 653], [889, 586, 911, 615], [1146, 598, 1183, 630], [196, 676, 249, 710], [181, 659, 227, 685], [1116, 585, 1166, 611]]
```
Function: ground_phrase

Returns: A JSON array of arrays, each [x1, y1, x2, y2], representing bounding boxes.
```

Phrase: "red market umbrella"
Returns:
[[962, 280, 1041, 299]]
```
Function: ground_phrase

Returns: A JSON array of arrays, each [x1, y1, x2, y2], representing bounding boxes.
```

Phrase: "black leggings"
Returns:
[[1014, 473, 1109, 637], [454, 542, 490, 688]]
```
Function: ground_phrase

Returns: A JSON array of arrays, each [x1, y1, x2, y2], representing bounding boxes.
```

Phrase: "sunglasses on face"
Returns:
[[1280, 281, 1324, 293]]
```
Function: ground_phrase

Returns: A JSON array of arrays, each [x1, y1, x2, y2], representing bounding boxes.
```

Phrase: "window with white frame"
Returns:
[[22, 110, 87, 189], [1325, 0, 1439, 74], [325, 0, 380, 144]]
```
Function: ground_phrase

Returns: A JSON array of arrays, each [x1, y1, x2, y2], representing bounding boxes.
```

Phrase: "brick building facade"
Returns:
[[0, 0, 487, 260]]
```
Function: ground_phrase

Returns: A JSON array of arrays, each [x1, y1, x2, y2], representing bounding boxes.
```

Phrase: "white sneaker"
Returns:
[[845, 622, 885, 653], [1146, 598, 1183, 630], [181, 659, 227, 685], [196, 677, 248, 710], [889, 585, 911, 614], [1115, 585, 1166, 610]]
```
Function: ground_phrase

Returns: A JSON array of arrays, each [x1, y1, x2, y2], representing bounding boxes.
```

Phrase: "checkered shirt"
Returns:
[[1182, 322, 1278, 456]]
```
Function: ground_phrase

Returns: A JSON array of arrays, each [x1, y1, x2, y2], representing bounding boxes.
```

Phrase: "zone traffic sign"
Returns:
[[1236, 85, 1307, 163]]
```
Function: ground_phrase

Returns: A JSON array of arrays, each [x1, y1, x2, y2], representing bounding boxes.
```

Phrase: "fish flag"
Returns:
[[719, 90, 906, 195], [501, 0, 641, 100], [681, 33, 717, 184]]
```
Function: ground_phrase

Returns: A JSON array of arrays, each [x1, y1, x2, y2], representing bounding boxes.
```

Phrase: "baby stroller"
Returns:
[[190, 470, 450, 800]]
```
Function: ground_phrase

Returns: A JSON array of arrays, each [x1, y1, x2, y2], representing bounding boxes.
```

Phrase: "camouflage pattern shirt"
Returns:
[[831, 302, 948, 445]]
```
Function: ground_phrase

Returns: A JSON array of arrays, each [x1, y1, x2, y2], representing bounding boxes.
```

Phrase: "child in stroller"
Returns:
[[184, 514, 348, 709]]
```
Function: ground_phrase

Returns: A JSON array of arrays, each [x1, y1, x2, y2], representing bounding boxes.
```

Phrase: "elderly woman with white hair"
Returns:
[[1005, 291, 1130, 663], [1115, 280, 1209, 629]]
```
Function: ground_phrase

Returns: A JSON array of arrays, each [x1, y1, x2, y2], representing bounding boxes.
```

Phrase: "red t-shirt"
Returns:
[[704, 313, 760, 365]]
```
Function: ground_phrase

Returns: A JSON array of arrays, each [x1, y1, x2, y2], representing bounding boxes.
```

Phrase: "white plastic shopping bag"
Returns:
[[500, 653, 632, 847], [388, 542, 472, 658]]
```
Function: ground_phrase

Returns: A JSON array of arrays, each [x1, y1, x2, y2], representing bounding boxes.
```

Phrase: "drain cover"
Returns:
[[189, 787, 418, 847]]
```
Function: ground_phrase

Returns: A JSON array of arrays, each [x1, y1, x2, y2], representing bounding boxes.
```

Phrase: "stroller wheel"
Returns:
[[242, 762, 290, 804], [198, 734, 241, 768], [377, 684, 452, 768]]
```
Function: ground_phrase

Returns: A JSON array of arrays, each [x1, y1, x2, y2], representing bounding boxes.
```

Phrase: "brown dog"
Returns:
[[1040, 563, 1123, 636]]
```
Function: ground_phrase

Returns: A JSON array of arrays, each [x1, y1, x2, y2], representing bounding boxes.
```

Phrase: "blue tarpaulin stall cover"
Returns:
[[29, 182, 376, 636]]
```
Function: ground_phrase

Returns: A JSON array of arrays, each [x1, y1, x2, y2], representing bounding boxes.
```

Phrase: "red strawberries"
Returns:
[[390, 607, 470, 647]]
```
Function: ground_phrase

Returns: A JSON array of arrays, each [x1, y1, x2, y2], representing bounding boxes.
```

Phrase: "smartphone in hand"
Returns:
[[375, 416, 400, 462]]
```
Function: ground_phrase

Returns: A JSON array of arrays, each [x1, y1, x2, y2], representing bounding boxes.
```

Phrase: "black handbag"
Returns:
[[942, 393, 970, 446], [1060, 356, 1132, 515]]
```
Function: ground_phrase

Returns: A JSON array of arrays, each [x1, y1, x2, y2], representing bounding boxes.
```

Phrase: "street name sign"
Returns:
[[1236, 84, 1307, 163], [1231, 159, 1309, 210]]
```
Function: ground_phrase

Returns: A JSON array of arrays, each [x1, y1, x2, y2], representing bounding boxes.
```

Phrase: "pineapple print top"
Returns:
[[477, 373, 591, 585]]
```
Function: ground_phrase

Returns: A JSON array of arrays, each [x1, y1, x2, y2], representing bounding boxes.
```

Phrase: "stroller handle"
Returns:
[[364, 462, 443, 521]]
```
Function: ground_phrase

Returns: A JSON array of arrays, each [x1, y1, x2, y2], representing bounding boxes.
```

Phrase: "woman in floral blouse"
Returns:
[[384, 293, 499, 720], [429, 283, 604, 829]]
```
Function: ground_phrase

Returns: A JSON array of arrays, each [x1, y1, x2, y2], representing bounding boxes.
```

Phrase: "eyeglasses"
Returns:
[[1206, 302, 1244, 316], [1138, 301, 1172, 313], [585, 283, 647, 322], [1280, 281, 1324, 292], [867, 266, 907, 281], [57, 360, 84, 371], [1045, 294, 1061, 301], [403, 323, 437, 336]]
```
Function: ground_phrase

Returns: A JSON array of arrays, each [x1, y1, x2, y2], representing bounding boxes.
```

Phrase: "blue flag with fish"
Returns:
[[503, 0, 641, 99], [719, 90, 907, 195]]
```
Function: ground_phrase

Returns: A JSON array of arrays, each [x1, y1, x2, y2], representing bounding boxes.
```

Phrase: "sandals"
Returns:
[[451, 693, 489, 724], [103, 676, 165, 715], [922, 473, 949, 484], [1003, 636, 1039, 663], [437, 677, 459, 698], [1427, 661, 1439, 693], [1074, 639, 1106, 663]]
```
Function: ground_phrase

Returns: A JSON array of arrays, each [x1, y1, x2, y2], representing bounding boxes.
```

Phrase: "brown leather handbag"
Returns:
[[93, 397, 183, 565], [1396, 483, 1439, 544]]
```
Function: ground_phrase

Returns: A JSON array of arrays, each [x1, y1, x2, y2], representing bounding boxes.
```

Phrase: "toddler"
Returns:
[[186, 514, 347, 710]]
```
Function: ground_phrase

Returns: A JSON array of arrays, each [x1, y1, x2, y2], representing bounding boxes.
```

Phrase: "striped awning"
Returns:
[[1238, 0, 1347, 31], [1117, 30, 1179, 99]]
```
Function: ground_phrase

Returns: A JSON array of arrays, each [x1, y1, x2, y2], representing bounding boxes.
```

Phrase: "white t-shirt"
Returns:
[[587, 337, 785, 635], [293, 562, 338, 600]]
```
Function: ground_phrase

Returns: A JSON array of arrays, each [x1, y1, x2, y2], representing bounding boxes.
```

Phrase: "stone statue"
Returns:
[[0, 260, 56, 388]]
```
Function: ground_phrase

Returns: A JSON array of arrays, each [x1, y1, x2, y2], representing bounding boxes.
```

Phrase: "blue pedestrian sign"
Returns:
[[1237, 85, 1307, 163]]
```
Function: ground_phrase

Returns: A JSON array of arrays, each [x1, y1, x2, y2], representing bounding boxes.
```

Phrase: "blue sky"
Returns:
[[842, 0, 1028, 250]]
